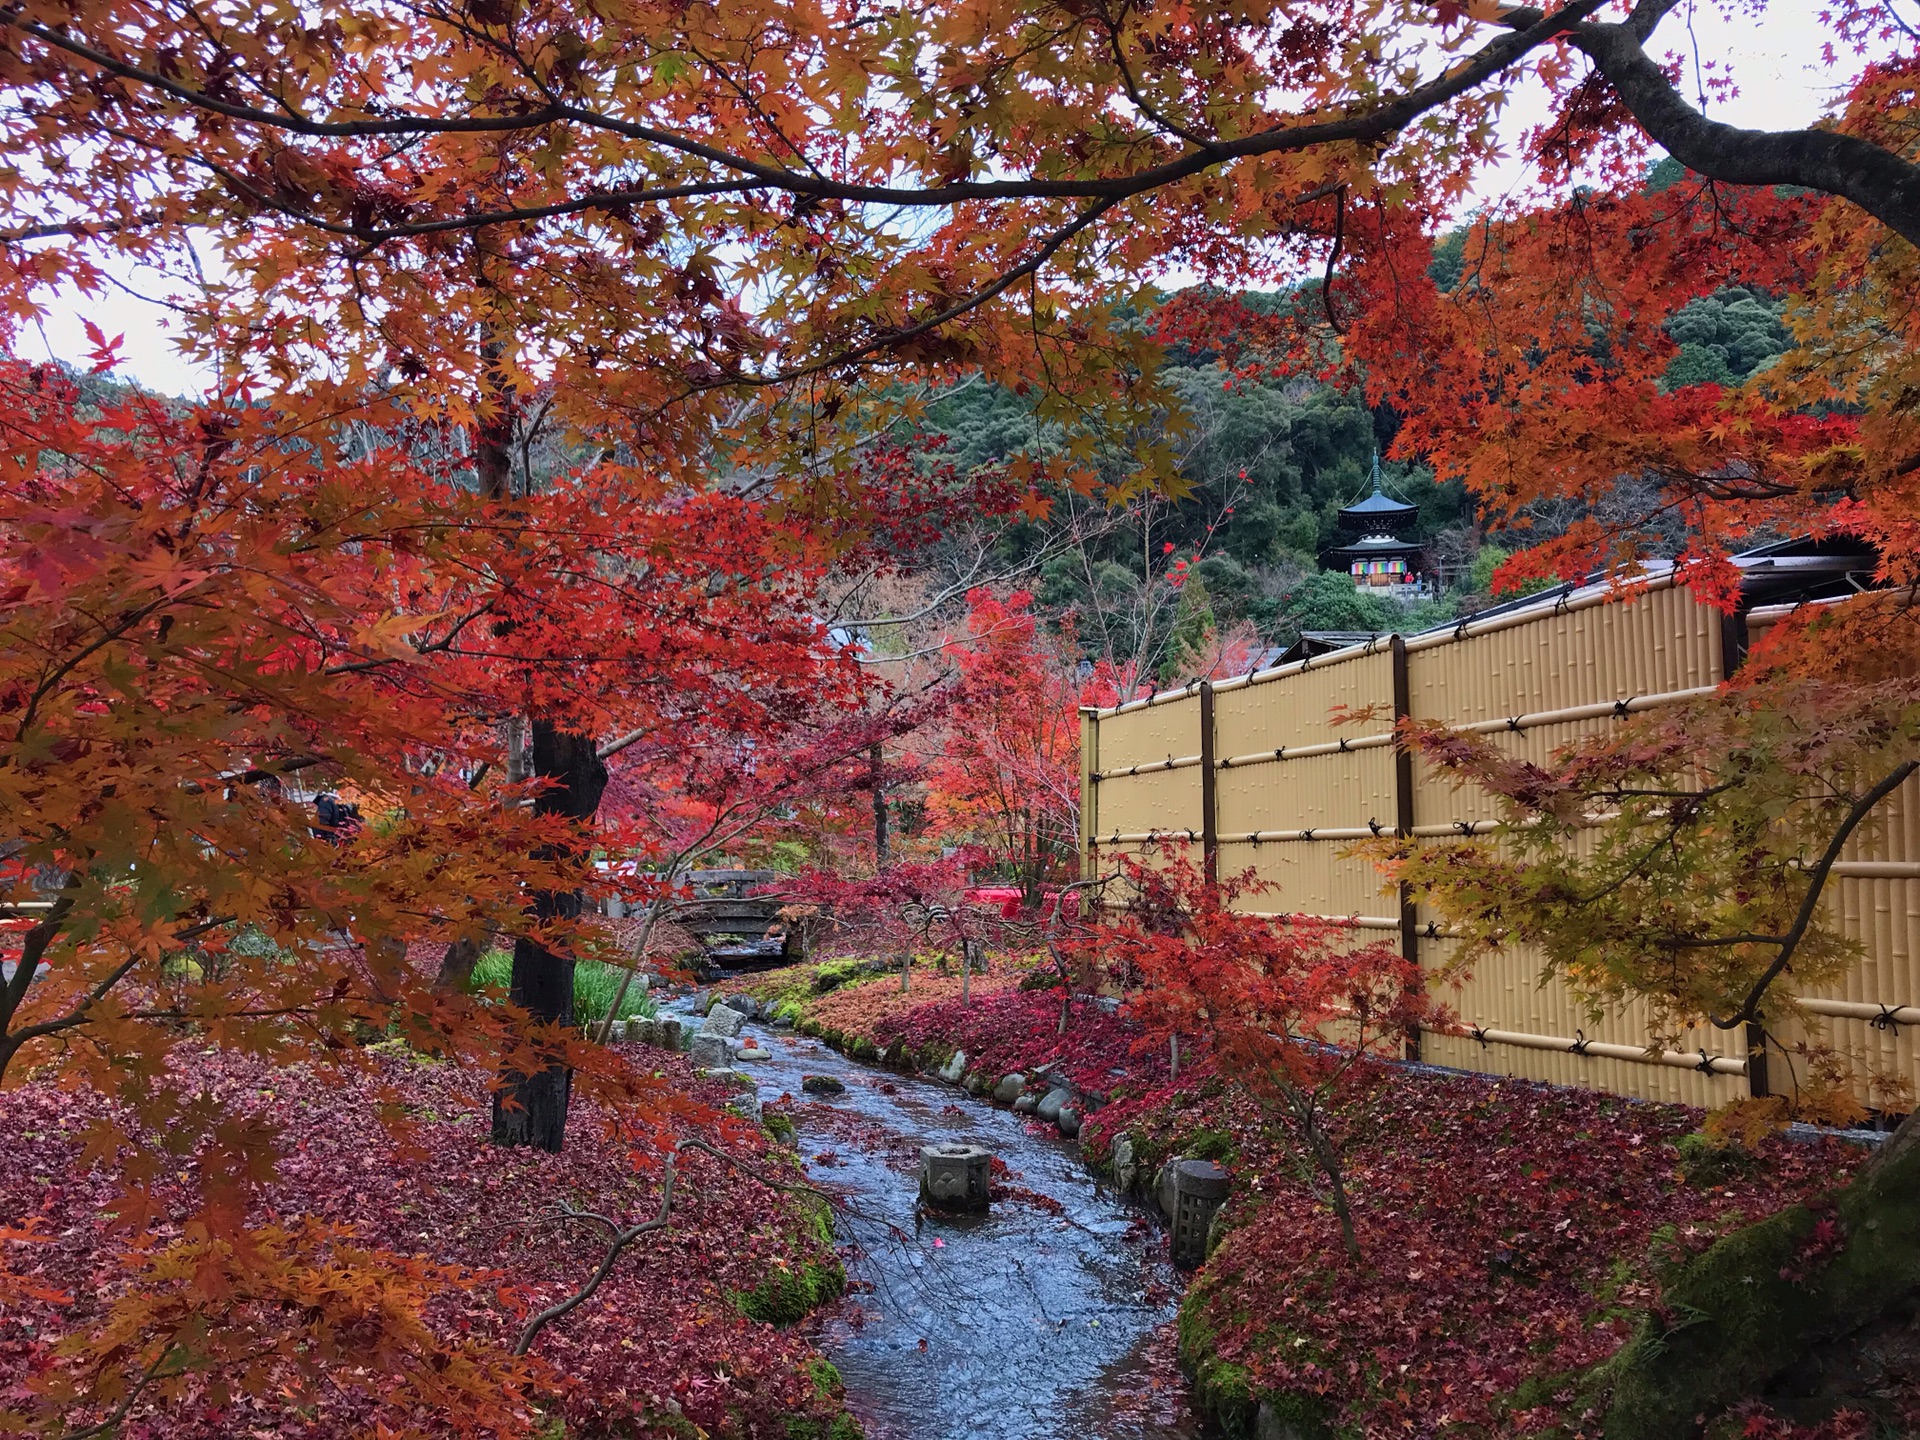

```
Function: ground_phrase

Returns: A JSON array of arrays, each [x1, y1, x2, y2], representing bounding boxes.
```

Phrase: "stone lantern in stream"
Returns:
[[918, 1143, 993, 1212]]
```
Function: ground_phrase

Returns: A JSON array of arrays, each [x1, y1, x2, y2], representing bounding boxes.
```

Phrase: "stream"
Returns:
[[666, 997, 1202, 1440]]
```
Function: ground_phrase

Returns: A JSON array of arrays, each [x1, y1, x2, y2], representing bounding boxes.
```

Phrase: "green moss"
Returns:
[[1177, 1269, 1333, 1440], [1184, 1126, 1239, 1163], [1673, 1131, 1760, 1189], [850, 1036, 879, 1061], [764, 1111, 798, 1144], [1177, 1286, 1258, 1436], [829, 1415, 863, 1440], [806, 1358, 842, 1398], [733, 1257, 845, 1326], [1599, 1132, 1920, 1439]]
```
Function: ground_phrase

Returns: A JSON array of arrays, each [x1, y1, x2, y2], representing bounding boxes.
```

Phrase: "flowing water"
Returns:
[[667, 998, 1202, 1440]]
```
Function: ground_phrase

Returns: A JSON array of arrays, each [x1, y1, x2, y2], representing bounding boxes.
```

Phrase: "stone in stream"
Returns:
[[801, 1074, 845, 1096], [1011, 1093, 1039, 1116], [1111, 1134, 1138, 1194], [725, 994, 760, 1019], [736, 1041, 772, 1061], [653, 1016, 684, 1050], [935, 1049, 967, 1085], [918, 1142, 992, 1212], [702, 1005, 748, 1038], [1035, 1087, 1072, 1124], [1057, 1103, 1082, 1139], [992, 1073, 1026, 1105], [727, 1091, 763, 1124], [690, 1033, 735, 1069]]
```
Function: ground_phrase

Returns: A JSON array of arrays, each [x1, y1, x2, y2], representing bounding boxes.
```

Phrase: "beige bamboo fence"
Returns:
[[1081, 577, 1920, 1110]]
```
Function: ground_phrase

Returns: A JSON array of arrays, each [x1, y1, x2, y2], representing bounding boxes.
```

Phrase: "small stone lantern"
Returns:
[[1170, 1159, 1230, 1268], [918, 1143, 992, 1212]]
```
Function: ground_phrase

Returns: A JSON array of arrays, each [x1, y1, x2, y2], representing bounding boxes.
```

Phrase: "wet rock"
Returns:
[[1112, 1134, 1138, 1194], [690, 1033, 735, 1068], [993, 1073, 1026, 1105], [771, 1009, 795, 1028], [964, 1072, 990, 1098], [727, 1091, 763, 1124], [702, 1066, 754, 1092], [1036, 1087, 1071, 1124], [653, 1016, 684, 1051], [1154, 1158, 1183, 1221], [801, 1074, 845, 1096], [936, 1050, 967, 1085], [702, 1005, 747, 1038], [1012, 1093, 1039, 1115], [1057, 1104, 1082, 1139], [726, 994, 759, 1019], [736, 1041, 772, 1062]]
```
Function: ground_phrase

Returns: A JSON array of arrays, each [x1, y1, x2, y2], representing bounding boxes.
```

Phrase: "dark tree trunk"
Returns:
[[870, 742, 889, 868], [491, 720, 608, 1152]]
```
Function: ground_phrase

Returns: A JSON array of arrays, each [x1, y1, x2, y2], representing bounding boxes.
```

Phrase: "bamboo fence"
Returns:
[[1081, 576, 1920, 1109]]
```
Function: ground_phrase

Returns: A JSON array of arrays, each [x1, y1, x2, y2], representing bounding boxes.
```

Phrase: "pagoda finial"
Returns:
[[1371, 447, 1383, 494]]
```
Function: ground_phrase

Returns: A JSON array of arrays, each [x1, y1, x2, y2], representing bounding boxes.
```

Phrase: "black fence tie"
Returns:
[[1554, 592, 1572, 615], [1454, 617, 1470, 639], [1471, 1025, 1490, 1048], [1300, 829, 1316, 841], [1873, 1004, 1903, 1031], [1455, 820, 1475, 835], [1185, 829, 1197, 842], [1368, 819, 1384, 836], [1251, 833, 1263, 848], [1274, 746, 1287, 761], [1338, 737, 1351, 752], [1613, 698, 1633, 718], [1506, 716, 1523, 733], [1696, 1049, 1717, 1074], [1569, 1029, 1591, 1056], [1424, 921, 1443, 939]]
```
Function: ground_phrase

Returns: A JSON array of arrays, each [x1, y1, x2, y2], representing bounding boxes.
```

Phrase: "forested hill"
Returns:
[[907, 275, 1793, 682]]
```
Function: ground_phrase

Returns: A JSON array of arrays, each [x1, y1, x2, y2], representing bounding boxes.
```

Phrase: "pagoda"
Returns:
[[1332, 453, 1423, 593]]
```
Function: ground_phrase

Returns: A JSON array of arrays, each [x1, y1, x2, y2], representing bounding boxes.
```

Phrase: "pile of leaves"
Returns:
[[0, 1045, 853, 1439]]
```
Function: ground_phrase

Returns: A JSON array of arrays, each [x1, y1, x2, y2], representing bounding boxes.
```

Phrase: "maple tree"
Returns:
[[922, 588, 1115, 903], [1091, 856, 1429, 1260], [0, 357, 876, 1431]]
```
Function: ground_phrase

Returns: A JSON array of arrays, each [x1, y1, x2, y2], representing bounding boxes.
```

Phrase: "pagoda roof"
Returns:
[[1332, 534, 1423, 560], [1337, 451, 1420, 529]]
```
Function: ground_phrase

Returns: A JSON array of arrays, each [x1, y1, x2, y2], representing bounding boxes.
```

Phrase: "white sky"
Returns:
[[22, 0, 1868, 396]]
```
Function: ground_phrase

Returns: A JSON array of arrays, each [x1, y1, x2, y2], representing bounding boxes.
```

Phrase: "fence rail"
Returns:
[[1081, 575, 1920, 1109]]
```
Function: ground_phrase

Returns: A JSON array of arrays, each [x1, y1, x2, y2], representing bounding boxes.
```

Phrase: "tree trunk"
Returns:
[[491, 719, 608, 1152], [871, 741, 889, 868], [434, 933, 482, 992]]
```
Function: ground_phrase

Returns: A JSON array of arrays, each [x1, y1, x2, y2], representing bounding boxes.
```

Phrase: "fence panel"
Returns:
[[1082, 578, 1920, 1110]]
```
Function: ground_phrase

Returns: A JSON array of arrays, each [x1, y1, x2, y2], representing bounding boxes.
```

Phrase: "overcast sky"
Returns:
[[21, 0, 1871, 396]]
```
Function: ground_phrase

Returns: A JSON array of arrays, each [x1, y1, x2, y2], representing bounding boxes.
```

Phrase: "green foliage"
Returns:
[[1278, 570, 1399, 635], [1660, 287, 1790, 390], [1429, 226, 1468, 292], [1160, 572, 1218, 683], [468, 949, 655, 1026]]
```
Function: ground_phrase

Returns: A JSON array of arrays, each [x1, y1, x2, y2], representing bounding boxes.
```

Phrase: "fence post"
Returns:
[[1719, 605, 1771, 1099], [1199, 681, 1218, 885], [1391, 634, 1422, 1062], [1079, 706, 1100, 882]]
